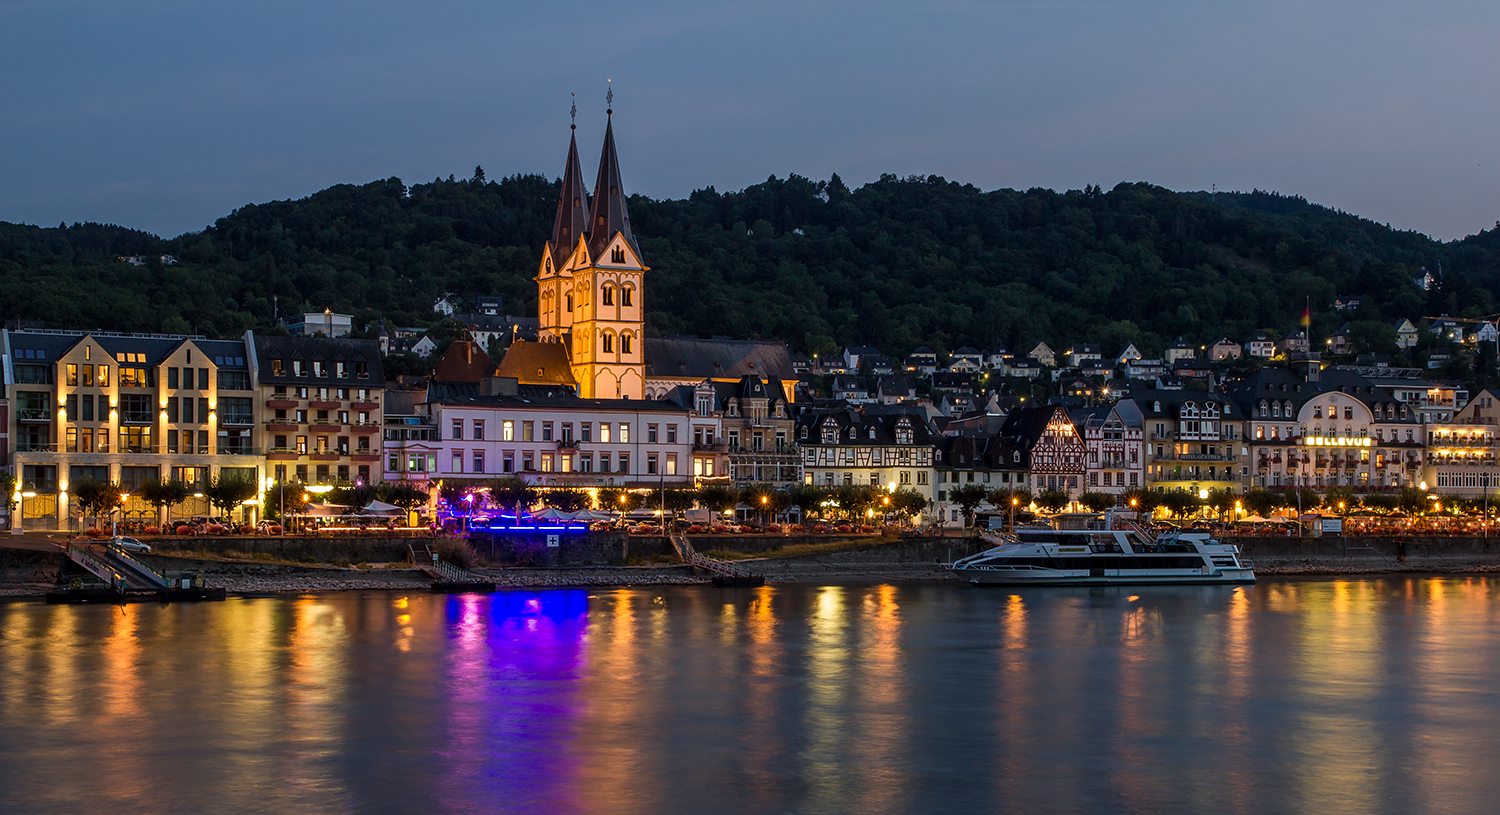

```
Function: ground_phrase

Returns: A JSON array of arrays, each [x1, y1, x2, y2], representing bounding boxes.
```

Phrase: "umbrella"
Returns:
[[1239, 515, 1276, 523], [358, 500, 404, 515], [533, 507, 577, 521]]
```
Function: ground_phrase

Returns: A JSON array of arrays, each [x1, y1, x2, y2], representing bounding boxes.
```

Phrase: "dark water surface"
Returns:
[[3, 578, 1500, 814]]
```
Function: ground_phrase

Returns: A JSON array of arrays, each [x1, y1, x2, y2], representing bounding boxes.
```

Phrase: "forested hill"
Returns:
[[0, 172, 1494, 358]]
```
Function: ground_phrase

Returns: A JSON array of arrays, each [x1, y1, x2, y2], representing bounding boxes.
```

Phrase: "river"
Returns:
[[2, 578, 1499, 814]]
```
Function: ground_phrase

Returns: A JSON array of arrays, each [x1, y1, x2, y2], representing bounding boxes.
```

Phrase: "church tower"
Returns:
[[537, 102, 647, 400]]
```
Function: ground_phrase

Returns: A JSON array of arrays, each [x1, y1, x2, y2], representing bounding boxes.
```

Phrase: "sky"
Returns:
[[2, 0, 1498, 241]]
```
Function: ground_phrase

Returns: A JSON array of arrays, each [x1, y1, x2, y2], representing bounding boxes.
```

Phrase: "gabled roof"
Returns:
[[493, 339, 576, 388], [431, 340, 497, 384], [586, 115, 638, 260]]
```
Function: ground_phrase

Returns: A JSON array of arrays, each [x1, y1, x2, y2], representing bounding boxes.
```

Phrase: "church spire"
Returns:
[[549, 105, 590, 268], [587, 101, 638, 261]]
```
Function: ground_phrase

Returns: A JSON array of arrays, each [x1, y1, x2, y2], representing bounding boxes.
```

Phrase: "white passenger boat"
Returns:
[[950, 521, 1255, 586]]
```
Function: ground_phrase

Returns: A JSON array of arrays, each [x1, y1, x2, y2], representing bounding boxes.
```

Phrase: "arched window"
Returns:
[[621, 333, 633, 354], [621, 286, 633, 307], [601, 285, 614, 306], [565, 292, 573, 312], [601, 333, 613, 353], [611, 246, 626, 263]]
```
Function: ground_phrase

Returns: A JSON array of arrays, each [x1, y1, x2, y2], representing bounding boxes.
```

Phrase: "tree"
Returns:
[[0, 473, 14, 529], [379, 482, 430, 514], [1035, 489, 1070, 513], [436, 481, 470, 509], [1079, 491, 1118, 513], [139, 478, 190, 527], [73, 480, 122, 529], [265, 481, 309, 521], [988, 487, 1032, 511], [1397, 486, 1431, 518], [948, 483, 989, 527], [328, 482, 377, 509], [1323, 485, 1357, 514], [697, 485, 739, 513], [472, 165, 486, 184], [205, 475, 259, 521], [889, 488, 930, 520], [787, 484, 828, 518], [542, 489, 590, 512], [1206, 488, 1237, 521], [1158, 490, 1201, 518], [1242, 489, 1279, 517], [485, 477, 536, 517]]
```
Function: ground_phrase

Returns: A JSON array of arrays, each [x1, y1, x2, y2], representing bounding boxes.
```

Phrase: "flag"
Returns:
[[1301, 301, 1310, 329]]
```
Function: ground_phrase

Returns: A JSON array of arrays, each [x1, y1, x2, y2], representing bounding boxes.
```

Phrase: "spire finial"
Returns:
[[606, 79, 613, 116], [570, 93, 576, 130]]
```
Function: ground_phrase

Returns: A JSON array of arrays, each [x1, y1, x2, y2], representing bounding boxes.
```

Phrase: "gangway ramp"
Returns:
[[669, 532, 764, 587]]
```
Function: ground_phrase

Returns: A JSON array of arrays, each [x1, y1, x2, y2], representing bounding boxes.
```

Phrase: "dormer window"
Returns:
[[867, 428, 876, 440]]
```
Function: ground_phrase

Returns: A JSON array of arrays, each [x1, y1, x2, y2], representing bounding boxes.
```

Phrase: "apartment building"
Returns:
[[254, 336, 384, 486], [1120, 390, 1247, 495], [3, 329, 264, 530], [796, 407, 939, 500]]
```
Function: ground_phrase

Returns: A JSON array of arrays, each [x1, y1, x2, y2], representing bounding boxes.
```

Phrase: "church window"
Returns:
[[621, 286, 633, 307], [602, 333, 613, 353], [612, 246, 625, 263], [621, 333, 632, 354], [565, 293, 573, 312], [602, 285, 613, 306]]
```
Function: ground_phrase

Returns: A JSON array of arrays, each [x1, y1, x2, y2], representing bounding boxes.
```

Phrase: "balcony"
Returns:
[[118, 444, 159, 454], [352, 401, 380, 410], [267, 448, 301, 460], [352, 453, 381, 462], [353, 423, 380, 435], [119, 411, 154, 424], [217, 447, 261, 456], [17, 409, 51, 423], [266, 399, 298, 409], [310, 423, 341, 433], [309, 452, 340, 461], [310, 400, 340, 409], [266, 422, 299, 433], [557, 439, 581, 450], [693, 442, 726, 452], [219, 413, 254, 426], [15, 442, 57, 453]]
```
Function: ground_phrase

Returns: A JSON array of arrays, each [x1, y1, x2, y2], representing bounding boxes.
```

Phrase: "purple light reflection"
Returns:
[[438, 591, 592, 812]]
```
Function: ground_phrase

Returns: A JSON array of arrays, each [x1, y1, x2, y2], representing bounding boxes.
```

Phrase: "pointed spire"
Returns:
[[587, 105, 638, 261], [549, 113, 590, 269]]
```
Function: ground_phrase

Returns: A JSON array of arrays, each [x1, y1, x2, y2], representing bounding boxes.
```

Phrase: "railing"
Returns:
[[118, 445, 159, 454], [219, 414, 254, 425], [218, 447, 261, 456], [16, 442, 57, 453], [17, 409, 51, 422], [119, 411, 154, 424], [557, 439, 580, 450]]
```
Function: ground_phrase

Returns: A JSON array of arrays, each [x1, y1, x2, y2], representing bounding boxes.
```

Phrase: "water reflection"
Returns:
[[2, 579, 1500, 814]]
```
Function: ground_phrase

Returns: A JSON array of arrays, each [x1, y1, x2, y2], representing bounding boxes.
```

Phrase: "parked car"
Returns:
[[111, 536, 152, 553]]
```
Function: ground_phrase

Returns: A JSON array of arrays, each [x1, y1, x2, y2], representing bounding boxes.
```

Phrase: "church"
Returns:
[[498, 106, 797, 402]]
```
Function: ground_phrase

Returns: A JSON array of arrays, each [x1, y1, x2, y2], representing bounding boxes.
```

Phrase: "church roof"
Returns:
[[644, 336, 795, 381], [550, 130, 591, 269], [494, 339, 577, 388], [586, 115, 638, 260]]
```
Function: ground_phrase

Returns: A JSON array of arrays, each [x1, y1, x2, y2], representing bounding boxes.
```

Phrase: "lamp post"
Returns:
[[1010, 496, 1018, 534]]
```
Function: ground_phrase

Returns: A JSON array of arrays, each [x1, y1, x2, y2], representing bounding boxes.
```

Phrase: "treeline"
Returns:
[[1, 170, 1496, 358]]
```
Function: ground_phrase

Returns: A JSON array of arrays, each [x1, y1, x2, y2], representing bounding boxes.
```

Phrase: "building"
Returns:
[[1223, 367, 1424, 490], [1245, 330, 1277, 359], [1027, 342, 1056, 368], [644, 336, 797, 402], [1430, 316, 1464, 344], [904, 347, 938, 375], [1121, 390, 1246, 495], [1163, 337, 1196, 365], [1424, 390, 1500, 497], [255, 335, 385, 487], [5, 329, 266, 531], [998, 406, 1086, 499], [1066, 344, 1102, 368], [1208, 337, 1242, 361], [933, 434, 1029, 526], [535, 113, 647, 399], [842, 346, 880, 372], [417, 390, 693, 489], [706, 375, 799, 487], [831, 375, 872, 404], [1394, 319, 1419, 349], [1115, 343, 1143, 366], [875, 376, 917, 405], [1074, 405, 1143, 494], [1279, 329, 1310, 355], [1328, 323, 1354, 355], [284, 310, 353, 338]]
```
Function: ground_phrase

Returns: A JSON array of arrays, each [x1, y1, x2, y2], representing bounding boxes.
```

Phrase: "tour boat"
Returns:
[[950, 522, 1255, 586]]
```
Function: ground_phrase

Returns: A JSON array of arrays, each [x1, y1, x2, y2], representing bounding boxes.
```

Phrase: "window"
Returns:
[[917, 471, 929, 485], [648, 424, 658, 443], [452, 450, 463, 473], [272, 359, 285, 376], [619, 424, 630, 443], [621, 287, 633, 307], [647, 453, 658, 475], [503, 452, 514, 473], [619, 453, 630, 473], [602, 333, 613, 353], [581, 422, 592, 442], [600, 423, 611, 443], [473, 420, 484, 441], [454, 419, 466, 440], [67, 364, 78, 386], [666, 425, 676, 444], [561, 422, 573, 443], [522, 452, 534, 471], [621, 333, 633, 354], [542, 422, 553, 442], [599, 452, 610, 472], [666, 454, 677, 475], [472, 450, 484, 473], [522, 421, 534, 441], [900, 471, 911, 484], [580, 453, 593, 473], [612, 246, 626, 263]]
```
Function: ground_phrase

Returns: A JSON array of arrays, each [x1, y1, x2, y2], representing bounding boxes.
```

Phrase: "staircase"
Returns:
[[668, 532, 764, 586], [409, 544, 495, 594]]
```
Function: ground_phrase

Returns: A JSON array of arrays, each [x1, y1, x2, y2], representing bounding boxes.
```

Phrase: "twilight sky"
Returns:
[[2, 0, 1497, 241]]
